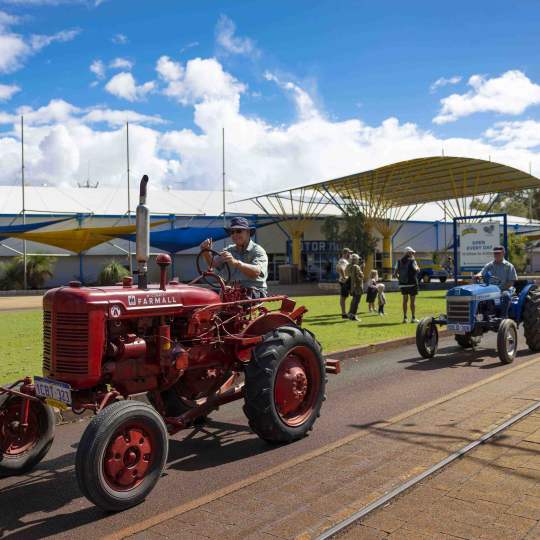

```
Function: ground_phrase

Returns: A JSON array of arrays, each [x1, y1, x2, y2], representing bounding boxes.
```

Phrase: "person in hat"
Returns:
[[474, 245, 517, 317], [394, 246, 420, 323], [199, 216, 268, 298], [336, 247, 352, 318]]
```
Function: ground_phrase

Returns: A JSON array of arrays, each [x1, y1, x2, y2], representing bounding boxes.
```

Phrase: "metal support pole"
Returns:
[[21, 116, 27, 290], [453, 217, 458, 284], [222, 127, 226, 227]]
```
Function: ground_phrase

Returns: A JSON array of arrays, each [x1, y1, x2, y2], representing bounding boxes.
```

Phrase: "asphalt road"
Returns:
[[0, 328, 535, 539]]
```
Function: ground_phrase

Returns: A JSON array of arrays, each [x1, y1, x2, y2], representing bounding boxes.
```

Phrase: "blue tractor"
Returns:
[[416, 275, 540, 364]]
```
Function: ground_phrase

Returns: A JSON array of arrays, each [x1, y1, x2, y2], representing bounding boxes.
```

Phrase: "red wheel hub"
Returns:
[[104, 427, 153, 490], [0, 400, 40, 456], [274, 346, 321, 427]]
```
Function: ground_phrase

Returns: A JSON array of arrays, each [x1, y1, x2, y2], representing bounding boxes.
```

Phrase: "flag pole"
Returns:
[[21, 116, 27, 290]]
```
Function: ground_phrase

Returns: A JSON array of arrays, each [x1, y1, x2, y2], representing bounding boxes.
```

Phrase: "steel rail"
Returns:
[[315, 399, 540, 540]]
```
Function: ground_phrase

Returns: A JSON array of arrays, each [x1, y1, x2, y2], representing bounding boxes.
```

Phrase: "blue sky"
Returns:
[[0, 0, 539, 192]]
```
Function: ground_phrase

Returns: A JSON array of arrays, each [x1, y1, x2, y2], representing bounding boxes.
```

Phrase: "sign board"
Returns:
[[459, 221, 500, 271]]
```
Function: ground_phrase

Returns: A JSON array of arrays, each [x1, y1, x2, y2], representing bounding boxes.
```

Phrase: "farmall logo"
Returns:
[[128, 294, 177, 307]]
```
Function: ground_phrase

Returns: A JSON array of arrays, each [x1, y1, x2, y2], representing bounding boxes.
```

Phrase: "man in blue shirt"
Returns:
[[475, 245, 518, 316], [200, 216, 268, 298]]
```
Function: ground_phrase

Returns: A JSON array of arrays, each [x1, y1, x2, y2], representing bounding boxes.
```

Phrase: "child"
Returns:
[[376, 282, 386, 315], [366, 269, 379, 312]]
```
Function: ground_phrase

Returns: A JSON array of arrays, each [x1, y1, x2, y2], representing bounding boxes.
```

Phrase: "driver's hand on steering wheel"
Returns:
[[200, 238, 213, 250], [220, 250, 237, 266]]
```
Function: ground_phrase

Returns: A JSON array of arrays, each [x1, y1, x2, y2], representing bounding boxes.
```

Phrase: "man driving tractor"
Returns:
[[475, 245, 518, 317], [200, 216, 269, 298]]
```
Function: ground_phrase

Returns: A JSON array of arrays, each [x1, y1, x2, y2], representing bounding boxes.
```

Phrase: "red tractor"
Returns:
[[0, 176, 339, 511]]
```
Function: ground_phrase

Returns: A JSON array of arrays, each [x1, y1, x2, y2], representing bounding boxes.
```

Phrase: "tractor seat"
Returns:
[[514, 279, 529, 295]]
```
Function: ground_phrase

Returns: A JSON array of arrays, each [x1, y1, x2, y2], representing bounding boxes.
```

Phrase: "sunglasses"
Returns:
[[230, 229, 245, 235]]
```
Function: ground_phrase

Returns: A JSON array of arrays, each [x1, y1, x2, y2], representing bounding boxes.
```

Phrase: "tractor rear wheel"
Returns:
[[416, 317, 439, 358], [455, 333, 481, 349], [243, 326, 325, 444], [523, 288, 540, 351], [75, 400, 168, 512], [0, 389, 55, 477], [497, 319, 518, 364]]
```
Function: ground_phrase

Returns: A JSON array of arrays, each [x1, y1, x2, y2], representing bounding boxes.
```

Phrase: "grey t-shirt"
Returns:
[[223, 240, 268, 290], [480, 259, 518, 290]]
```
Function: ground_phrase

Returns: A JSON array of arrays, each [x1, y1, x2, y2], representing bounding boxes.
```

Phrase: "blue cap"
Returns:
[[225, 216, 255, 234]]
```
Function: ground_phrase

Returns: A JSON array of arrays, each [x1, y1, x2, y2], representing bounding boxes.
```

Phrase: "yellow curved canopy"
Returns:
[[10, 220, 168, 253], [311, 156, 540, 207]]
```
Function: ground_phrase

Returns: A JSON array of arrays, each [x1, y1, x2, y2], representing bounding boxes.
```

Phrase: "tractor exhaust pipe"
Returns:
[[136, 175, 149, 289]]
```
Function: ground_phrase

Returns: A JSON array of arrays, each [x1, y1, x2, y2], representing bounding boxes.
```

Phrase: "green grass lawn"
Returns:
[[0, 290, 447, 384]]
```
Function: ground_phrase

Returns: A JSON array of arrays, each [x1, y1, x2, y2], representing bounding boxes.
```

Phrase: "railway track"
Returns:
[[315, 399, 540, 540]]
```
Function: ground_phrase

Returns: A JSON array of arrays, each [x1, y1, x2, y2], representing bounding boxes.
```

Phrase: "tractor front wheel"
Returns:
[[243, 326, 326, 444], [0, 391, 55, 477], [497, 319, 518, 364], [416, 317, 439, 358], [75, 400, 168, 512], [523, 288, 540, 351]]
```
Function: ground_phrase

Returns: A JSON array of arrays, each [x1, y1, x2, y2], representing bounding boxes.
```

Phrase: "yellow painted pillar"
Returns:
[[364, 222, 374, 275], [291, 230, 303, 269], [382, 233, 393, 280]]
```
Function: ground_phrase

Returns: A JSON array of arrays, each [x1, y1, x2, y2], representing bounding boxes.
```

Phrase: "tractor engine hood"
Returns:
[[446, 283, 501, 301]]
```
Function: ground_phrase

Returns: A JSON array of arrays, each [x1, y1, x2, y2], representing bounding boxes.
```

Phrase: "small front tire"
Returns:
[[75, 400, 168, 512], [416, 317, 439, 358], [497, 319, 518, 364], [0, 391, 55, 477]]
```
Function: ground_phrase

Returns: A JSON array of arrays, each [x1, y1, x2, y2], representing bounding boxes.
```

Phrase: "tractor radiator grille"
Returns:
[[447, 301, 470, 324], [53, 312, 89, 374], [43, 310, 51, 371]]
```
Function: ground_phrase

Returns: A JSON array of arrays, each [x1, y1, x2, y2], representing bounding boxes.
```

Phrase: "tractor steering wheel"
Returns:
[[195, 248, 231, 289]]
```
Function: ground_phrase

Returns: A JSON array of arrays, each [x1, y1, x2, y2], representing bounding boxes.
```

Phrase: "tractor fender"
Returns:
[[515, 283, 536, 321], [242, 312, 297, 338]]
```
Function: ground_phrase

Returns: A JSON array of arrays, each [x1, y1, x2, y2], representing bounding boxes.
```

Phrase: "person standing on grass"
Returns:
[[347, 253, 364, 321], [394, 246, 420, 323], [366, 269, 379, 312], [376, 282, 386, 316], [336, 247, 352, 319]]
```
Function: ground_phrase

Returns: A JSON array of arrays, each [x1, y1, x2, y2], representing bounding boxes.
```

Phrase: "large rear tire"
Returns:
[[416, 317, 439, 358], [75, 400, 168, 512], [243, 326, 325, 444], [523, 288, 540, 352], [497, 319, 518, 364], [0, 390, 55, 477]]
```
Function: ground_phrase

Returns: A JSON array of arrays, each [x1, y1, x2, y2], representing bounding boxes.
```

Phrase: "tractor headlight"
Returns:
[[476, 313, 484, 322]]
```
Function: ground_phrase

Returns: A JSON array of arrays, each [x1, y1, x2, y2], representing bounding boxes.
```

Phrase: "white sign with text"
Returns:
[[459, 221, 500, 271]]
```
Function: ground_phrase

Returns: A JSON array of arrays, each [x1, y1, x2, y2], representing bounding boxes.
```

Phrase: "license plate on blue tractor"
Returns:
[[448, 323, 471, 334], [34, 376, 72, 410]]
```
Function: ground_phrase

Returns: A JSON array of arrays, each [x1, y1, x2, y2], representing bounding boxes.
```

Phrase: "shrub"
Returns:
[[0, 255, 56, 290], [98, 260, 130, 285]]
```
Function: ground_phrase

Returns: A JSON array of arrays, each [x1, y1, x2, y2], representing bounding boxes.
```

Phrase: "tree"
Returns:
[[507, 234, 529, 273], [338, 205, 376, 259], [0, 255, 56, 290], [98, 260, 130, 285], [321, 216, 340, 244]]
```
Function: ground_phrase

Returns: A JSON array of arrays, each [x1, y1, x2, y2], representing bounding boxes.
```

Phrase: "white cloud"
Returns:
[[105, 72, 155, 102], [0, 83, 20, 101], [29, 28, 80, 50], [180, 41, 199, 54], [484, 120, 540, 149], [0, 58, 539, 195], [111, 33, 128, 45], [215, 15, 257, 57], [89, 59, 105, 79], [430, 75, 461, 93], [157, 56, 245, 105], [0, 12, 80, 73], [81, 108, 165, 127], [434, 70, 540, 124], [109, 57, 133, 70]]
